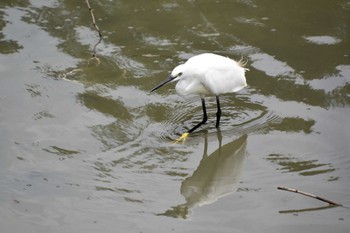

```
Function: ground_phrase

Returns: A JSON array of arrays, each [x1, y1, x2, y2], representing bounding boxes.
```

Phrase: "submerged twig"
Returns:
[[85, 0, 102, 38], [279, 204, 337, 214], [85, 0, 103, 62], [278, 186, 342, 206]]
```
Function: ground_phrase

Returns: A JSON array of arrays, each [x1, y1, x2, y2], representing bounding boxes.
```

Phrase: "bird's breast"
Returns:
[[175, 78, 210, 96]]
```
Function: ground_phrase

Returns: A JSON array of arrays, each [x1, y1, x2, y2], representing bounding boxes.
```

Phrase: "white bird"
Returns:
[[151, 53, 248, 142]]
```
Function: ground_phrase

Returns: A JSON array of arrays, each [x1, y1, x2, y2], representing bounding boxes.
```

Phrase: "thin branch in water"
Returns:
[[279, 204, 337, 214], [85, 0, 103, 63], [278, 186, 342, 206], [85, 0, 103, 38]]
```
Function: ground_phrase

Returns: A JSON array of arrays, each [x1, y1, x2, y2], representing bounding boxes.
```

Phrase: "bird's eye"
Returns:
[[177, 72, 183, 77]]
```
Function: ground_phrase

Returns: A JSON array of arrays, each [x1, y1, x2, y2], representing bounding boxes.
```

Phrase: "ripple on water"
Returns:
[[154, 95, 282, 141], [266, 153, 335, 176], [112, 52, 153, 78]]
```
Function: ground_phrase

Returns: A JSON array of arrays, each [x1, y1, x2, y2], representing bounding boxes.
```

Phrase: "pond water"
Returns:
[[1, 0, 350, 232]]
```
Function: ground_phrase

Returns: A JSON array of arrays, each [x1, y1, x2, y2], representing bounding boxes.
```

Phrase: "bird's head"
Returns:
[[150, 64, 185, 93]]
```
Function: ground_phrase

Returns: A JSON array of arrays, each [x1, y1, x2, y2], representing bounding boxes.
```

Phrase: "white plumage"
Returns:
[[171, 53, 247, 96], [151, 53, 248, 142]]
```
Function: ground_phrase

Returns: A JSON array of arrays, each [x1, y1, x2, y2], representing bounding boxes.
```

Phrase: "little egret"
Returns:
[[150, 53, 248, 143]]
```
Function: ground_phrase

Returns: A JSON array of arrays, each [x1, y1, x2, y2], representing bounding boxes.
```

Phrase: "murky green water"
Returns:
[[1, 0, 350, 232]]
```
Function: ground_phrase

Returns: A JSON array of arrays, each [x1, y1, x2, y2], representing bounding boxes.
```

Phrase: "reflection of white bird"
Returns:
[[159, 132, 248, 219], [151, 53, 248, 142]]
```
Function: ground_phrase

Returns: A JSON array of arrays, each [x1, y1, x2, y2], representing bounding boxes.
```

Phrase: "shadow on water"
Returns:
[[158, 131, 247, 219], [279, 205, 338, 214]]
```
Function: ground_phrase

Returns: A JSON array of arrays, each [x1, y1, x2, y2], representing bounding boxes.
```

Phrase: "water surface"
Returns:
[[1, 0, 350, 232]]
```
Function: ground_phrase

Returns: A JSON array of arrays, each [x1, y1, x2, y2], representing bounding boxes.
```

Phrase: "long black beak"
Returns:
[[150, 75, 175, 93]]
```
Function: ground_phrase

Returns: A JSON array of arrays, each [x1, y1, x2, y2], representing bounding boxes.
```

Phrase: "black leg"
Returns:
[[188, 98, 208, 133], [216, 95, 221, 128]]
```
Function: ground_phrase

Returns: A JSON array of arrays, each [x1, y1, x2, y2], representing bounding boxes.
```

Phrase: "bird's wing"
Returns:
[[201, 65, 247, 95]]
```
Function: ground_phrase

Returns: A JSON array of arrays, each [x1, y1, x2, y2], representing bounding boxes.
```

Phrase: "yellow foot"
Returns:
[[173, 132, 189, 144]]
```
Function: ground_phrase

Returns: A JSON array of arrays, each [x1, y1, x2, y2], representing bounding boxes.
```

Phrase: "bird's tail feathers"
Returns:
[[237, 56, 249, 71]]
